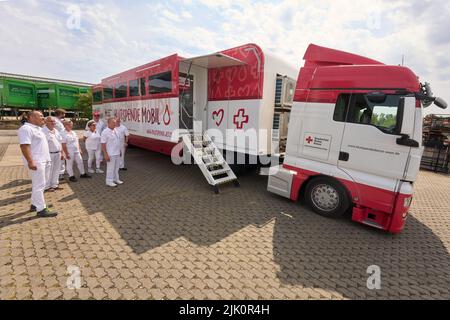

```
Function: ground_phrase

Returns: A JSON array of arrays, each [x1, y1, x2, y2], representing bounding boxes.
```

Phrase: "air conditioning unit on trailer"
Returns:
[[275, 75, 296, 108]]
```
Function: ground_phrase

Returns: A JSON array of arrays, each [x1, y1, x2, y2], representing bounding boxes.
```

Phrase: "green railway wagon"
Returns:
[[0, 78, 4, 107], [36, 83, 58, 109], [2, 79, 37, 109], [79, 87, 89, 94], [56, 84, 80, 110]]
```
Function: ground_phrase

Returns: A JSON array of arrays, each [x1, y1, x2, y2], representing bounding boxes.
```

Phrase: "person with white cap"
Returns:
[[18, 111, 58, 218], [62, 120, 91, 182], [83, 120, 104, 174], [42, 116, 64, 192], [115, 118, 130, 171], [101, 117, 123, 187]]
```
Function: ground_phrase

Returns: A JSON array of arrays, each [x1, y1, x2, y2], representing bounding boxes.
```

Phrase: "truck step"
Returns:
[[210, 168, 231, 176], [213, 176, 237, 186], [207, 161, 225, 168]]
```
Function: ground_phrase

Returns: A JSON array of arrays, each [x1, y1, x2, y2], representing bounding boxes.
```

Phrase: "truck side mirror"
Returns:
[[396, 97, 415, 137], [434, 97, 448, 109], [396, 97, 420, 148]]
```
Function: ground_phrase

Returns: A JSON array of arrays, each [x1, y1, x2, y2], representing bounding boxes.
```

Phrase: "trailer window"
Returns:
[[149, 71, 172, 94], [103, 87, 113, 100], [140, 77, 146, 96], [93, 91, 103, 103], [115, 82, 127, 98], [129, 79, 139, 97]]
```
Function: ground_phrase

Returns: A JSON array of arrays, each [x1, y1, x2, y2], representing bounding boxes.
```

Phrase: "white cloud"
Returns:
[[181, 11, 192, 19], [161, 9, 181, 22], [0, 0, 448, 114]]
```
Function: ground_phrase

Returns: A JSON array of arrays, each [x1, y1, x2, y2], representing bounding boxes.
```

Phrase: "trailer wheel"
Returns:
[[305, 177, 350, 218]]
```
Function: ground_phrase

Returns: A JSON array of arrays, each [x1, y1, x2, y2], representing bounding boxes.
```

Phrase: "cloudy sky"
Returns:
[[0, 0, 449, 114]]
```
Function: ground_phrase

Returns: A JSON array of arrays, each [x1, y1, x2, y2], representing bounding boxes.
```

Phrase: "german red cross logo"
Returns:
[[233, 109, 249, 130], [306, 136, 313, 144]]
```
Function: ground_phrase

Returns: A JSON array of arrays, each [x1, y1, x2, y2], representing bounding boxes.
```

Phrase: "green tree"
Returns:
[[75, 91, 93, 119], [372, 113, 397, 129]]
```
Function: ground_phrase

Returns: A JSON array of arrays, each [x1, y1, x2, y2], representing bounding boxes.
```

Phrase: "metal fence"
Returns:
[[421, 145, 450, 174]]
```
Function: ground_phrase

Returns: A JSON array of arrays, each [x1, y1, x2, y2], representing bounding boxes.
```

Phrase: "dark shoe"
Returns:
[[53, 186, 64, 191], [45, 188, 56, 193], [120, 168, 128, 171], [80, 174, 92, 179], [30, 204, 53, 212], [37, 208, 58, 218], [69, 176, 78, 182]]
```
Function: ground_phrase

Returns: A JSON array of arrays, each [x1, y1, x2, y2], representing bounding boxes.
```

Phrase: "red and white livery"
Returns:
[[268, 44, 447, 234], [92, 44, 297, 158]]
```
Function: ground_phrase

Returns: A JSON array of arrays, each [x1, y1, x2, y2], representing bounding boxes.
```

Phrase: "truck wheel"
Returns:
[[305, 177, 350, 218]]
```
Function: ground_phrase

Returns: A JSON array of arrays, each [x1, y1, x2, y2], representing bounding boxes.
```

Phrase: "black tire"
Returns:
[[305, 177, 350, 218]]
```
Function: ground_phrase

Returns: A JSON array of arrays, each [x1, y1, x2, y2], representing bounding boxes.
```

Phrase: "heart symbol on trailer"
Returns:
[[212, 109, 224, 126]]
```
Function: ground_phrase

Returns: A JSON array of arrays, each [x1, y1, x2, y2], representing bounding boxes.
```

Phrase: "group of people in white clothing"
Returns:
[[18, 109, 130, 218]]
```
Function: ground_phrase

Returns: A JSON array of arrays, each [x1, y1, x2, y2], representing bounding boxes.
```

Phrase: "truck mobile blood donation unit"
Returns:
[[93, 43, 447, 233]]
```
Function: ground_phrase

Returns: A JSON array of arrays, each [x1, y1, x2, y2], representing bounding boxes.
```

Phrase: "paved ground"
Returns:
[[0, 130, 449, 300]]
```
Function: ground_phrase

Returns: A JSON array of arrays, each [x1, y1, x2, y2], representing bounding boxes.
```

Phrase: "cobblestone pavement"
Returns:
[[0, 130, 449, 300]]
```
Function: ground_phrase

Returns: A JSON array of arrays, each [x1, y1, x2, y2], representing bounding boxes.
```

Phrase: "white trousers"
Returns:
[[59, 159, 65, 175], [45, 152, 62, 189], [87, 149, 102, 170], [66, 152, 85, 177], [106, 155, 120, 184], [119, 146, 126, 169], [29, 162, 50, 212]]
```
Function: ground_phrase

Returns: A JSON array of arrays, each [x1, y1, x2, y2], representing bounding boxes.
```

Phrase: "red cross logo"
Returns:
[[306, 136, 314, 144], [233, 109, 249, 130]]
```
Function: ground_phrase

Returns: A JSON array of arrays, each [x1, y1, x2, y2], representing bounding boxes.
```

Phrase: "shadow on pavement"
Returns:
[[7, 142, 448, 299], [272, 201, 450, 299]]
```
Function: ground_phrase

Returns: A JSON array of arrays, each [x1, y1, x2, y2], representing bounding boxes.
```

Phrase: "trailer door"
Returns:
[[337, 93, 413, 193]]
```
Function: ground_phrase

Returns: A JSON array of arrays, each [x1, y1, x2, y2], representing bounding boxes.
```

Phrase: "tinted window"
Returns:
[[93, 91, 103, 103], [103, 87, 113, 100], [149, 71, 172, 94], [335, 93, 401, 135], [115, 82, 127, 98], [140, 78, 146, 96], [129, 79, 139, 97], [333, 94, 351, 122]]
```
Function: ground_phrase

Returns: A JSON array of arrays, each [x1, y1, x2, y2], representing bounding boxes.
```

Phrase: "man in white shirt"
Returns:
[[101, 118, 123, 187], [18, 111, 58, 218], [62, 120, 91, 182], [54, 109, 66, 177], [115, 118, 130, 171], [42, 117, 64, 191]]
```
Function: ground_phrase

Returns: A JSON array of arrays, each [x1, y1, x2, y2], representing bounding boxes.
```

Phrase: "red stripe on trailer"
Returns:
[[283, 164, 410, 234], [128, 134, 176, 156]]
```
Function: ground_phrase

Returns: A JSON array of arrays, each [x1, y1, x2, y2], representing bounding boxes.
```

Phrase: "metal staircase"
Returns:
[[178, 60, 239, 193], [182, 131, 239, 194]]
